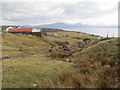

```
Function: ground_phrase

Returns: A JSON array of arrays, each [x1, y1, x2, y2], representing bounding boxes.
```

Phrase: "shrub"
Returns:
[[19, 47, 23, 51]]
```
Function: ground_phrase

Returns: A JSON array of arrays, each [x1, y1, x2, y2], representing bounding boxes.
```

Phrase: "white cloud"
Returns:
[[1, 0, 119, 25]]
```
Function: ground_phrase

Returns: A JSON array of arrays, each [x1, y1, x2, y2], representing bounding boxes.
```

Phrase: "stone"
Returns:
[[65, 59, 71, 62]]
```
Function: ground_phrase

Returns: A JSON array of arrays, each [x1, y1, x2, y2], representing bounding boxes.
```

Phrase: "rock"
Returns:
[[90, 65, 93, 67], [49, 49, 52, 52], [33, 84, 37, 87], [66, 54, 69, 56], [65, 59, 71, 62], [115, 43, 120, 47]]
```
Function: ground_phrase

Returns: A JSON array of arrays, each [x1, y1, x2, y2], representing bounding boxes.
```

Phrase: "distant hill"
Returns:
[[22, 22, 117, 29]]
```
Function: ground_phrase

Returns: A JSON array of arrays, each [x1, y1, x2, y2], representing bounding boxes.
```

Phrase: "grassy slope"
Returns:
[[3, 55, 76, 88], [2, 33, 50, 57], [2, 33, 77, 88], [71, 38, 119, 88], [74, 37, 119, 60], [45, 31, 98, 44], [53, 38, 119, 88], [2, 31, 114, 88]]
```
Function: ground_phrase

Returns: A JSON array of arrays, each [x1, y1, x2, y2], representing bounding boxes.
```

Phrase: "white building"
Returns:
[[32, 28, 41, 32], [6, 27, 14, 31]]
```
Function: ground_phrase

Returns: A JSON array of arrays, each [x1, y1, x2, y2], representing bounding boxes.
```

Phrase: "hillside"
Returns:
[[2, 30, 119, 88], [2, 33, 79, 88], [3, 30, 93, 88], [2, 33, 50, 58], [44, 29, 98, 45], [56, 38, 119, 88]]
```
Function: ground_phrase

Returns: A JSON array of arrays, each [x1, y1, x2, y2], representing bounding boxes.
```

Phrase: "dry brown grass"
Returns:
[[74, 54, 119, 88], [95, 65, 119, 88], [56, 69, 91, 88], [50, 37, 119, 88]]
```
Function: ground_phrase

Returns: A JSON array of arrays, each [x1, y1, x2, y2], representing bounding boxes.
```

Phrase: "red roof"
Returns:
[[8, 28, 32, 32]]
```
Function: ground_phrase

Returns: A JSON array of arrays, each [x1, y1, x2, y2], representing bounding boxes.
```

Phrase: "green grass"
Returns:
[[3, 33, 50, 49], [46, 31, 98, 45], [2, 33, 78, 88], [2, 54, 76, 88], [71, 38, 119, 88], [2, 33, 50, 57], [44, 36, 66, 42], [48, 31, 97, 39], [75, 38, 119, 59], [48, 37, 119, 88], [2, 31, 118, 88]]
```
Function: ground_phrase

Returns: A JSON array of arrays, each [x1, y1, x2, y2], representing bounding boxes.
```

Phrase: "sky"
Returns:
[[1, 0, 120, 25]]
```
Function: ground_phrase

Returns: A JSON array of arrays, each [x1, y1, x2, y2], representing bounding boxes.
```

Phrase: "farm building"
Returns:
[[6, 27, 14, 31], [8, 28, 32, 33], [2, 25, 21, 31], [7, 28, 47, 37]]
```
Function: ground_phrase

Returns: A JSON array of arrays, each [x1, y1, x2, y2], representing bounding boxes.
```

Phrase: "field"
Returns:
[[2, 31, 81, 88], [45, 31, 98, 44], [1, 29, 119, 88]]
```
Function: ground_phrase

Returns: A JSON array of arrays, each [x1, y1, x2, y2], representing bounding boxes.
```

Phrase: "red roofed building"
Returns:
[[6, 27, 47, 37], [8, 28, 32, 32]]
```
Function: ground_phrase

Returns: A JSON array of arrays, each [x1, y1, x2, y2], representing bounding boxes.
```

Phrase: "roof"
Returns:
[[8, 28, 32, 32], [1, 25, 21, 30]]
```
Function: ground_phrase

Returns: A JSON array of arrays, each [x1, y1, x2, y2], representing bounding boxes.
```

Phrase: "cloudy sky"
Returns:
[[1, 0, 119, 25]]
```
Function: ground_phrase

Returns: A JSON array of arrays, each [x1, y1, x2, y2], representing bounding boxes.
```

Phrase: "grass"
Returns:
[[75, 38, 119, 60], [2, 30, 119, 88], [51, 37, 119, 88], [2, 33, 50, 57], [72, 38, 119, 88], [3, 55, 77, 88], [3, 33, 50, 49], [48, 31, 98, 39], [2, 54, 77, 88], [45, 31, 98, 45], [2, 33, 78, 88]]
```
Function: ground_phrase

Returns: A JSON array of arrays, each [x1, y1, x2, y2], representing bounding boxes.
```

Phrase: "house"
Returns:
[[6, 27, 14, 31], [8, 28, 32, 33], [7, 28, 42, 33], [31, 28, 44, 37], [7, 27, 47, 37], [1, 25, 21, 31]]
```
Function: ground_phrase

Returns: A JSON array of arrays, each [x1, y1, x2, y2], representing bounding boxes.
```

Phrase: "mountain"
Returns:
[[22, 22, 83, 29], [22, 22, 117, 29]]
